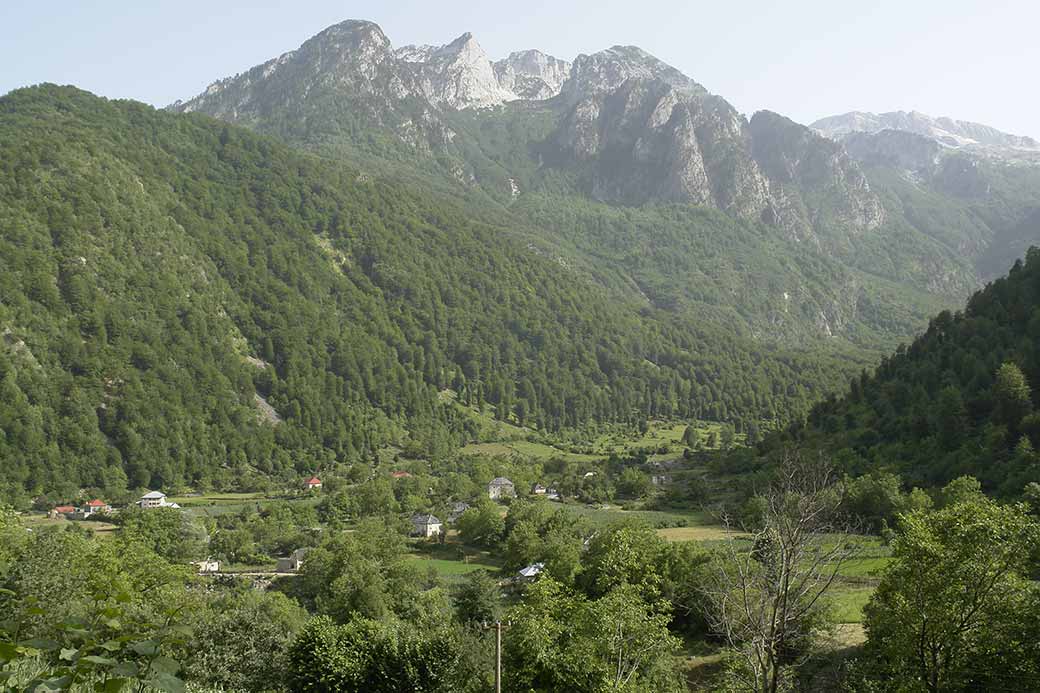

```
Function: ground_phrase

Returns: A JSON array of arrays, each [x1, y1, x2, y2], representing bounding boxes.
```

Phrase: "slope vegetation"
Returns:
[[0, 85, 853, 500]]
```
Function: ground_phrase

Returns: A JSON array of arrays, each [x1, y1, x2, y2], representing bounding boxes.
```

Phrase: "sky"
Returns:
[[1, 0, 1037, 135]]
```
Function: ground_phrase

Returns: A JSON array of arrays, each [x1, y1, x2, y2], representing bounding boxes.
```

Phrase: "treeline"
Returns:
[[750, 247, 1040, 496], [0, 85, 850, 502]]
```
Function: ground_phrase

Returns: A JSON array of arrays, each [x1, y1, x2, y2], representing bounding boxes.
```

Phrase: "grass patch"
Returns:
[[827, 587, 875, 623], [20, 515, 119, 540], [657, 525, 748, 542]]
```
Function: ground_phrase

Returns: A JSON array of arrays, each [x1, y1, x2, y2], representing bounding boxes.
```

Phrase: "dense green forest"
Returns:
[[0, 85, 860, 502], [758, 248, 1040, 496]]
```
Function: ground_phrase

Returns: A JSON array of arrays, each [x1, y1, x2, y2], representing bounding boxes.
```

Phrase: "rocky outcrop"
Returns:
[[550, 48, 772, 220], [561, 45, 703, 102], [399, 33, 518, 109], [841, 129, 944, 174], [494, 50, 571, 100], [750, 111, 885, 235]]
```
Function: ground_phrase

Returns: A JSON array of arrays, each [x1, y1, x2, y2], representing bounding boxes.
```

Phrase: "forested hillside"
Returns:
[[0, 85, 854, 502], [767, 248, 1040, 495]]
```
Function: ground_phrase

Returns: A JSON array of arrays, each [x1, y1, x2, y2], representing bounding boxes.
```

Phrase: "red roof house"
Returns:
[[53, 505, 76, 514], [391, 471, 413, 479], [305, 476, 322, 490], [85, 499, 111, 512]]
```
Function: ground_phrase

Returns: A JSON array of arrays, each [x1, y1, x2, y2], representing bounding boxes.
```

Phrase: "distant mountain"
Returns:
[[171, 25, 893, 246], [171, 19, 1029, 362], [811, 110, 1040, 156]]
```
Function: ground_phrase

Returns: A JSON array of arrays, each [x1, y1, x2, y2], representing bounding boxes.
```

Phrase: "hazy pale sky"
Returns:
[[2, 0, 1036, 135]]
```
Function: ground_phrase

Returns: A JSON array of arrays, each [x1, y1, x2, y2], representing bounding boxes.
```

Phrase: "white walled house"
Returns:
[[138, 491, 180, 509], [411, 514, 443, 539]]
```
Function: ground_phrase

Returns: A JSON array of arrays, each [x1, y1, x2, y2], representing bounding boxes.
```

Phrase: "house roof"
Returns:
[[489, 477, 513, 486], [391, 471, 413, 478], [411, 513, 441, 525], [141, 491, 166, 499], [306, 477, 322, 484], [54, 505, 76, 513], [518, 562, 545, 578], [86, 499, 108, 507]]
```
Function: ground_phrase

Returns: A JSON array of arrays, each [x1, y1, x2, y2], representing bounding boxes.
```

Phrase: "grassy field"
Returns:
[[167, 492, 321, 518], [554, 502, 711, 527], [827, 586, 875, 623], [20, 514, 119, 539], [407, 541, 501, 582], [657, 525, 748, 542]]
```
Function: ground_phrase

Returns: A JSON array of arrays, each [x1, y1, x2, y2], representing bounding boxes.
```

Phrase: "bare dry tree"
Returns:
[[701, 452, 859, 693]]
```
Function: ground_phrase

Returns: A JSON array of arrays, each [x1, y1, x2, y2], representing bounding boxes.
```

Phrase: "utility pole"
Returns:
[[483, 620, 510, 693], [495, 620, 502, 693]]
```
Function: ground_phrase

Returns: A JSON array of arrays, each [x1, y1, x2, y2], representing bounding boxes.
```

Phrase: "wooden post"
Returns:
[[495, 620, 502, 693]]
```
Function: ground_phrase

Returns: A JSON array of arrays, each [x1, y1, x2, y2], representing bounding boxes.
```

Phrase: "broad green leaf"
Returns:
[[130, 640, 158, 657], [148, 656, 181, 675], [110, 661, 139, 678], [82, 655, 117, 666], [102, 678, 129, 693]]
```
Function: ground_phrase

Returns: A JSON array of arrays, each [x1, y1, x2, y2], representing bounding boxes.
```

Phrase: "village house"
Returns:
[[390, 471, 413, 479], [192, 559, 220, 574], [276, 548, 309, 573], [411, 513, 443, 539], [488, 477, 515, 500], [304, 476, 322, 491], [532, 484, 547, 495], [138, 491, 180, 509], [83, 499, 111, 515], [448, 501, 470, 523]]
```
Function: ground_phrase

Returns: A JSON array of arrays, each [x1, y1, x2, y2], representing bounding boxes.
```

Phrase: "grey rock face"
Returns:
[[562, 45, 703, 102], [841, 129, 944, 174], [750, 111, 885, 235], [400, 32, 518, 109], [494, 50, 571, 100]]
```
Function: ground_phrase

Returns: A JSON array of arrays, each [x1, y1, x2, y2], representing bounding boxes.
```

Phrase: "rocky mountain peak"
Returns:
[[401, 32, 518, 109], [563, 45, 703, 101], [493, 50, 571, 100], [313, 19, 391, 49]]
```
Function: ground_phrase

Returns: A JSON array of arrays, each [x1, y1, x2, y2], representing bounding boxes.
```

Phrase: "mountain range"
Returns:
[[170, 19, 1040, 342], [2, 18, 1040, 497]]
